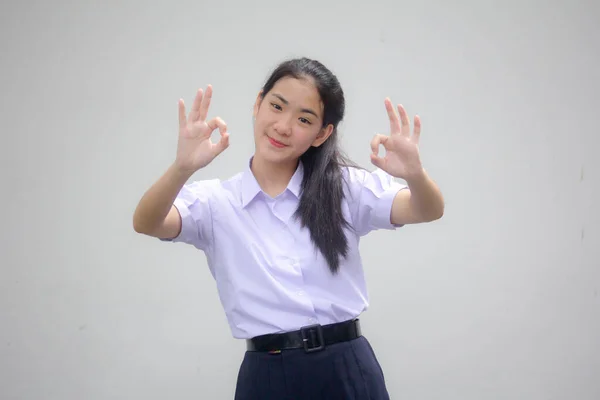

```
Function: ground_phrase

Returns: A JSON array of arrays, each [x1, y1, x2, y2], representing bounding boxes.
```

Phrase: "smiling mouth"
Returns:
[[267, 135, 288, 148]]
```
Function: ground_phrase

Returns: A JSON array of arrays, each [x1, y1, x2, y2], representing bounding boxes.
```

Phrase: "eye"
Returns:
[[299, 117, 311, 125], [271, 103, 282, 111]]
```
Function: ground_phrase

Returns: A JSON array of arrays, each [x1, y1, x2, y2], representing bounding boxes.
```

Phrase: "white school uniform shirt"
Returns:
[[162, 158, 407, 339]]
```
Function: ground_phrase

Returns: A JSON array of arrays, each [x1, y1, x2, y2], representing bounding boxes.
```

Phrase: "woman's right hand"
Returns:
[[174, 85, 229, 173]]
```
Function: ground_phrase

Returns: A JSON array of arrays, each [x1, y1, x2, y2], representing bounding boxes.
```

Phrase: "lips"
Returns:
[[267, 135, 287, 148]]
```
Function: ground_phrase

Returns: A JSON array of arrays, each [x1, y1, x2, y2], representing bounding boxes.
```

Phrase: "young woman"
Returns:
[[133, 57, 444, 399]]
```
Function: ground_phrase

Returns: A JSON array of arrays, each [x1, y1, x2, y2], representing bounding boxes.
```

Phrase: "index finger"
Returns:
[[385, 98, 401, 134]]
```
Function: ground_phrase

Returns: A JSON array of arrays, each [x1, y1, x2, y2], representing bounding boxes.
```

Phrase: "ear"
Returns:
[[253, 90, 264, 118], [311, 124, 334, 147]]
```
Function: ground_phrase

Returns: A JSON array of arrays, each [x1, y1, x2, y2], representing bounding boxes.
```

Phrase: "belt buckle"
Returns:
[[300, 324, 325, 353]]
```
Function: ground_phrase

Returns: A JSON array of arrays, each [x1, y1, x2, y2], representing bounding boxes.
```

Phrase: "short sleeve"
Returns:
[[344, 167, 408, 236], [160, 179, 220, 251]]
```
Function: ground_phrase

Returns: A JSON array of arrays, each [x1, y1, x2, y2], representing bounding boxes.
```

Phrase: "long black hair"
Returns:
[[259, 57, 359, 274]]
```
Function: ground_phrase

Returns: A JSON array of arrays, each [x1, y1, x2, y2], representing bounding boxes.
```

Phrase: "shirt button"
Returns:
[[297, 291, 304, 296]]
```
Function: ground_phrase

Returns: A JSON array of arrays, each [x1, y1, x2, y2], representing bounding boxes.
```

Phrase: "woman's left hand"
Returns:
[[370, 98, 424, 181]]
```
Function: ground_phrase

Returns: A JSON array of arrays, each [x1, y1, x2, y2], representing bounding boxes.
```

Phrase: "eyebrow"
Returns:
[[271, 93, 320, 119]]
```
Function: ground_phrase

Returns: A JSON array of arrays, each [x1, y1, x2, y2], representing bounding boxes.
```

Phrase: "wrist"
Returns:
[[170, 162, 196, 182], [404, 167, 427, 185]]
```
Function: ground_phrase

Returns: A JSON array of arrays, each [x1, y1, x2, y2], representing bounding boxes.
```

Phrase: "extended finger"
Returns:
[[198, 84, 213, 121], [413, 115, 421, 143], [178, 99, 186, 128], [189, 88, 203, 122], [385, 98, 401, 134], [370, 133, 389, 155], [397, 104, 410, 136]]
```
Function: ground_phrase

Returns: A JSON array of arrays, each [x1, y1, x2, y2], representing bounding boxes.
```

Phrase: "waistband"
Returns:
[[246, 318, 362, 353]]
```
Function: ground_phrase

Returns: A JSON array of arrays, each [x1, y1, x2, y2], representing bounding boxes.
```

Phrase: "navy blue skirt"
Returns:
[[234, 335, 390, 399]]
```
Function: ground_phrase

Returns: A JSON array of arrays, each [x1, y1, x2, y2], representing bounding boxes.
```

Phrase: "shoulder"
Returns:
[[178, 177, 221, 200], [220, 171, 245, 192], [341, 165, 400, 192], [179, 171, 243, 202]]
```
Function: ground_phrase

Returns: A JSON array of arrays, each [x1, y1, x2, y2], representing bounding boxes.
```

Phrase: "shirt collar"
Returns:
[[241, 157, 304, 208]]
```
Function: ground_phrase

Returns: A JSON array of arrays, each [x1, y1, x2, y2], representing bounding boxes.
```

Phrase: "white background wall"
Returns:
[[1, 0, 598, 399]]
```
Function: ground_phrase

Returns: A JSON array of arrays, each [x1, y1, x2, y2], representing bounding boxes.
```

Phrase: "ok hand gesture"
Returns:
[[370, 98, 423, 181], [175, 85, 230, 173]]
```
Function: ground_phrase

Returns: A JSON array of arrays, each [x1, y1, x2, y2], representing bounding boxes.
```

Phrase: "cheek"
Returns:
[[256, 112, 277, 128], [253, 116, 268, 133], [293, 126, 320, 147]]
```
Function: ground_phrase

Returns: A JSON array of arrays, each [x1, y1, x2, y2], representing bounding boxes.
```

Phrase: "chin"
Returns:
[[256, 140, 296, 164], [258, 149, 288, 164]]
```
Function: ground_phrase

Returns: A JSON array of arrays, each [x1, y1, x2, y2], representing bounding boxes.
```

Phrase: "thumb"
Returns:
[[212, 131, 230, 156], [208, 116, 229, 156]]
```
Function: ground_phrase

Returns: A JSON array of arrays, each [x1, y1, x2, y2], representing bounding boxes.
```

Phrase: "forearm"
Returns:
[[133, 163, 194, 232], [406, 168, 445, 222]]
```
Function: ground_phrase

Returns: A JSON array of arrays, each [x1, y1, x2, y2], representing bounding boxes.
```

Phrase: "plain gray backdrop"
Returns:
[[1, 0, 599, 399]]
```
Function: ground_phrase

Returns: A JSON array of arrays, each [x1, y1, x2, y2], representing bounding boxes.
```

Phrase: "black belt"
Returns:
[[246, 319, 362, 353]]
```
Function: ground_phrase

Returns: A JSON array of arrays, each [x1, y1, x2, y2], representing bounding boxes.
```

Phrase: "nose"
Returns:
[[273, 116, 292, 136]]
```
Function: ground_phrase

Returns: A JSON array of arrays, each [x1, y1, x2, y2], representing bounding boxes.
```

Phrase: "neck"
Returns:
[[250, 155, 298, 198]]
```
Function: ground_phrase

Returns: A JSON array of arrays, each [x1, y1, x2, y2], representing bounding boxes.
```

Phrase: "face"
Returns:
[[252, 76, 333, 165]]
